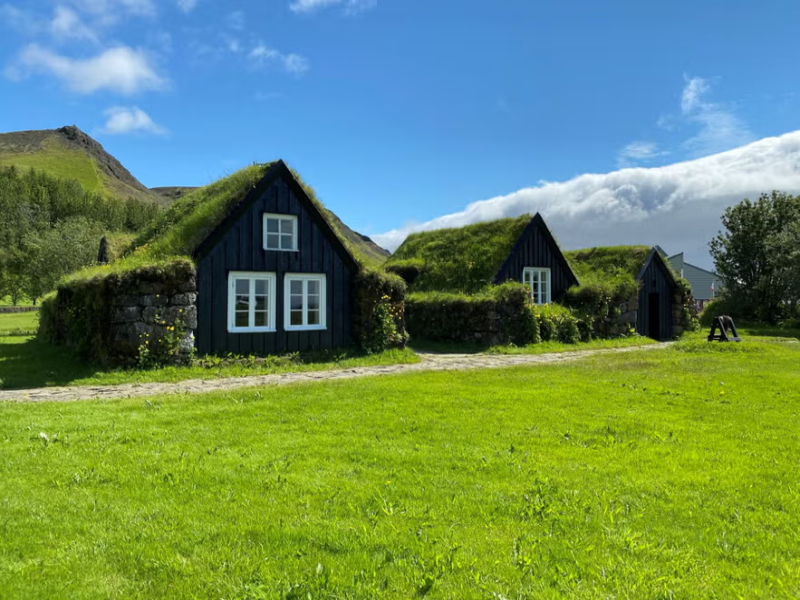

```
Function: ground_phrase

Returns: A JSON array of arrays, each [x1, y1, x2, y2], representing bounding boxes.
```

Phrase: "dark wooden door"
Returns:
[[648, 293, 660, 340]]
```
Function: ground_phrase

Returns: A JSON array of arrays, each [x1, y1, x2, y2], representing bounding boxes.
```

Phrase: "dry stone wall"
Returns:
[[40, 259, 197, 367]]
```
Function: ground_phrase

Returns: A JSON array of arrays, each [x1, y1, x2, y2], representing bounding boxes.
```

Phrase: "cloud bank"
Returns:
[[373, 131, 800, 268]]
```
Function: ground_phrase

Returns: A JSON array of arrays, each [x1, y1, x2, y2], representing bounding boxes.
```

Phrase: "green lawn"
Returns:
[[0, 311, 38, 336], [1, 338, 799, 598]]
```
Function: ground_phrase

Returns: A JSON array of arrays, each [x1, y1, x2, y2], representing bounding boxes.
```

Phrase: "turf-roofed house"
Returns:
[[565, 246, 692, 341], [40, 161, 406, 365], [385, 213, 579, 345]]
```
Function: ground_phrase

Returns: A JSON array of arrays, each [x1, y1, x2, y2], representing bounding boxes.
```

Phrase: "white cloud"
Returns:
[[249, 44, 309, 76], [176, 0, 198, 13], [99, 106, 166, 135], [617, 141, 668, 168], [289, 0, 376, 15], [373, 131, 800, 267], [680, 75, 754, 157], [71, 0, 156, 20], [12, 44, 166, 94], [225, 10, 244, 30], [50, 5, 98, 43]]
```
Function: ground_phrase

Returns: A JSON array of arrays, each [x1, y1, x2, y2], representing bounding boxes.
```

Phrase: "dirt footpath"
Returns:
[[0, 344, 669, 404]]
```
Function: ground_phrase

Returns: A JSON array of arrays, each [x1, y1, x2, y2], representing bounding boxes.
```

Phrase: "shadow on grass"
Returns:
[[0, 337, 101, 390], [408, 339, 487, 355]]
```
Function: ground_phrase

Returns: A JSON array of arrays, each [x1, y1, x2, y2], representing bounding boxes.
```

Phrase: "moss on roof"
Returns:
[[565, 246, 653, 281], [386, 215, 531, 294], [65, 162, 386, 283]]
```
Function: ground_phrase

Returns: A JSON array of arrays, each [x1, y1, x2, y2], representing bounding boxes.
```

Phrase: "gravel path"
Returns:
[[0, 343, 669, 404]]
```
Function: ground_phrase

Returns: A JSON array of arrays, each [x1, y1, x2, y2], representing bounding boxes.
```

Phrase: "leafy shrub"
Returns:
[[533, 304, 585, 344], [698, 296, 743, 327], [353, 269, 408, 353]]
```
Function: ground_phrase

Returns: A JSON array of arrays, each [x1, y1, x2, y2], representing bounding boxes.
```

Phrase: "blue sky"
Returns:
[[1, 0, 800, 263]]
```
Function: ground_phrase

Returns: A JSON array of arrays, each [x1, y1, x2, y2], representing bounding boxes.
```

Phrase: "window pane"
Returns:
[[291, 310, 303, 326], [255, 311, 268, 327], [266, 233, 279, 249], [280, 219, 293, 234], [308, 280, 319, 295], [541, 270, 548, 284], [291, 280, 303, 295], [235, 279, 249, 295], [255, 295, 267, 311], [266, 219, 279, 233], [308, 310, 320, 325], [308, 295, 320, 310], [280, 234, 294, 250], [235, 311, 249, 327], [291, 295, 303, 311], [236, 295, 249, 312], [255, 279, 268, 295]]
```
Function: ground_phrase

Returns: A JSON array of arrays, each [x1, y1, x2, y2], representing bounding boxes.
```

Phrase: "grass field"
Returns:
[[1, 337, 799, 598], [0, 311, 38, 336]]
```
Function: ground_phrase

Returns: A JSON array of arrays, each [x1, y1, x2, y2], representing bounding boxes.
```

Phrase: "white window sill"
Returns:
[[285, 326, 327, 332], [264, 248, 299, 253], [228, 327, 277, 334]]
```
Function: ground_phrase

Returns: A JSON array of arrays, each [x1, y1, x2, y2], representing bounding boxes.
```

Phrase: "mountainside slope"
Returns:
[[0, 126, 165, 205]]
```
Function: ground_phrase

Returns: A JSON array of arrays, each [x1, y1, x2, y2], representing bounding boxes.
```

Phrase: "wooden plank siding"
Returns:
[[195, 173, 356, 356], [636, 252, 677, 341], [493, 214, 579, 302]]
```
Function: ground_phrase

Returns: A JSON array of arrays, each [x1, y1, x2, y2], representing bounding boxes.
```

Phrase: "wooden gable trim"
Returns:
[[492, 213, 580, 287], [193, 160, 359, 271], [636, 247, 679, 287]]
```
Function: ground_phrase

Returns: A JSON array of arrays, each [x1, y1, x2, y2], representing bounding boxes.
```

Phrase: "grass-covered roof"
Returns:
[[564, 246, 653, 282], [66, 161, 386, 283], [386, 215, 532, 294]]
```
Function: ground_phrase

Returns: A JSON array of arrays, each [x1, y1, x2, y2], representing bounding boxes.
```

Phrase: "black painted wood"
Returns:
[[636, 250, 677, 341], [195, 170, 356, 356], [493, 214, 579, 301]]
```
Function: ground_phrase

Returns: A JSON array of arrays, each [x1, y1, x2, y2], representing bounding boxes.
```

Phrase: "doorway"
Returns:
[[648, 293, 660, 340]]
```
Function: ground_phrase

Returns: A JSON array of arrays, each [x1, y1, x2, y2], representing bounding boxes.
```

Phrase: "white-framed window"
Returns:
[[523, 267, 551, 305], [263, 213, 298, 252], [284, 274, 326, 331], [228, 272, 276, 333]]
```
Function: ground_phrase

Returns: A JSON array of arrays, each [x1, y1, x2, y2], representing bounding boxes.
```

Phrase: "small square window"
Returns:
[[263, 214, 297, 252]]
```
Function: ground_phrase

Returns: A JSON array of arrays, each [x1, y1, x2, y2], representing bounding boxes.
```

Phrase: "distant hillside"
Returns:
[[0, 126, 166, 205], [151, 186, 198, 202]]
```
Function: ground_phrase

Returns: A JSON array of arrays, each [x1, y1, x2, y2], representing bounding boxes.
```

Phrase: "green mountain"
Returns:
[[0, 125, 165, 205]]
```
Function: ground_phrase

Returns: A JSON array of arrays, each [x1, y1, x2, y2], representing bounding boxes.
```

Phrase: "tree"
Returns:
[[22, 218, 104, 302], [710, 191, 800, 323]]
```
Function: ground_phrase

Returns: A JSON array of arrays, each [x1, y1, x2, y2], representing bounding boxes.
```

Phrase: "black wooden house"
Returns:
[[387, 212, 579, 302], [635, 247, 679, 340], [192, 161, 362, 356]]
